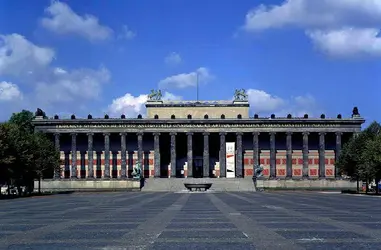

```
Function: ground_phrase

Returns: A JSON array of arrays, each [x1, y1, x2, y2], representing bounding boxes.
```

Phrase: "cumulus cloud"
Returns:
[[34, 66, 110, 104], [0, 33, 111, 119], [164, 52, 182, 65], [107, 91, 182, 117], [0, 34, 55, 76], [41, 0, 113, 41], [158, 67, 213, 89], [307, 28, 381, 56], [0, 81, 23, 101], [246, 89, 319, 117], [241, 0, 381, 57]]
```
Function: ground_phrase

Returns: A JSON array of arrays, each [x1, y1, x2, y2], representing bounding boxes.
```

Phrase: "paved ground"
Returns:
[[1, 192, 381, 250]]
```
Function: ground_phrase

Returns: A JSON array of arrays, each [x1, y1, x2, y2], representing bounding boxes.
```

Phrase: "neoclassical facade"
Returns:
[[32, 99, 364, 180]]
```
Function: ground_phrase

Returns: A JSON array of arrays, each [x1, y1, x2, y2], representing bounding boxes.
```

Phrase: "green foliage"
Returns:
[[0, 110, 59, 195], [338, 121, 381, 182], [9, 110, 35, 134]]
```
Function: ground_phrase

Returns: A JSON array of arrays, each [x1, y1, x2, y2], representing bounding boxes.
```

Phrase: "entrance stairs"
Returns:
[[141, 178, 256, 192]]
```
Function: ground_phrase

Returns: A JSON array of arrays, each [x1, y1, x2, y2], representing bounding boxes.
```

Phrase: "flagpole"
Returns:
[[196, 72, 199, 102]]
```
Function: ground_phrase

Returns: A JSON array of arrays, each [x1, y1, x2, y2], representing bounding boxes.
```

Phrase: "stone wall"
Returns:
[[147, 106, 250, 119]]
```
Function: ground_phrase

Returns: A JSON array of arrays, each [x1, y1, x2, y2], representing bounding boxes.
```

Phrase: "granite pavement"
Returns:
[[1, 191, 381, 249]]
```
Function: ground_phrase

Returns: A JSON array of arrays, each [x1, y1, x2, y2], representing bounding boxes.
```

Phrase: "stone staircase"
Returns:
[[141, 177, 256, 192]]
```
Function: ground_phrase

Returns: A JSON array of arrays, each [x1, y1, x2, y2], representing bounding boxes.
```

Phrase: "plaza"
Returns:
[[1, 191, 381, 249], [32, 90, 364, 190]]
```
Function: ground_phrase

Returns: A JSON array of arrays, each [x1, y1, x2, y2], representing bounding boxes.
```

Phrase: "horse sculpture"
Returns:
[[147, 89, 162, 101], [234, 89, 248, 101]]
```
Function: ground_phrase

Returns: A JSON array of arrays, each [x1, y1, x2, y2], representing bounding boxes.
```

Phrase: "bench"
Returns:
[[184, 183, 212, 192]]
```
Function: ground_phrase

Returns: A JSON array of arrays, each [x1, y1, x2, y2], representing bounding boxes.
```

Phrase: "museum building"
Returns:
[[32, 92, 364, 181]]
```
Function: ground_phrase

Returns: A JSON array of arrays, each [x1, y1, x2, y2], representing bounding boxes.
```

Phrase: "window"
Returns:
[[187, 114, 192, 119], [204, 114, 209, 119], [137, 114, 142, 119], [237, 114, 242, 119], [171, 114, 175, 119], [221, 114, 225, 119], [154, 114, 159, 119]]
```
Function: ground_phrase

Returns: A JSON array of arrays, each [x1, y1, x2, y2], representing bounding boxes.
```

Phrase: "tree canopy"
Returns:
[[337, 121, 381, 192], [0, 109, 60, 195]]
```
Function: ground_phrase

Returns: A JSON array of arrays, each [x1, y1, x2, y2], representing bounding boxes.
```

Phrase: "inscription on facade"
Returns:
[[55, 123, 341, 129]]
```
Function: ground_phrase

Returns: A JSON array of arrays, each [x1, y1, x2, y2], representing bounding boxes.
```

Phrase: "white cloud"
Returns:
[[34, 66, 110, 104], [158, 67, 213, 89], [41, 0, 113, 41], [241, 0, 381, 57], [246, 89, 319, 117], [247, 89, 285, 114], [307, 28, 381, 57], [0, 34, 55, 76], [107, 91, 182, 117], [118, 25, 136, 40], [0, 81, 22, 101], [164, 52, 182, 65], [0, 33, 111, 119]]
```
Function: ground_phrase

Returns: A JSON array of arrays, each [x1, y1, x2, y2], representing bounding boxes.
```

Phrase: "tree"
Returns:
[[0, 109, 60, 197], [362, 133, 381, 194], [32, 132, 61, 193], [9, 110, 36, 134], [337, 121, 381, 193]]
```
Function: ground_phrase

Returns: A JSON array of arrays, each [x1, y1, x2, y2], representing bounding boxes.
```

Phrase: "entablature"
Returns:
[[33, 118, 363, 134]]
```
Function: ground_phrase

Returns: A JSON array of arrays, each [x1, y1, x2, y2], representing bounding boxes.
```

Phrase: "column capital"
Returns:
[[236, 132, 243, 136], [170, 132, 177, 136], [54, 132, 60, 136], [219, 132, 227, 136], [136, 132, 144, 136], [269, 132, 276, 136], [302, 132, 310, 136], [186, 132, 193, 136], [286, 132, 293, 136], [319, 132, 326, 136], [252, 132, 260, 136], [70, 132, 77, 136], [335, 132, 343, 136], [153, 132, 161, 136], [87, 132, 94, 136], [119, 132, 127, 136], [203, 132, 210, 136], [103, 132, 110, 136]]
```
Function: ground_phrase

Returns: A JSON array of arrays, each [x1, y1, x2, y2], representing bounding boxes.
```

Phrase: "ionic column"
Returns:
[[137, 132, 143, 169], [170, 132, 177, 177], [252, 132, 259, 167], [70, 133, 77, 178], [187, 132, 193, 178], [302, 132, 309, 178], [219, 132, 227, 178], [53, 133, 60, 179], [286, 132, 292, 178], [87, 133, 94, 178], [319, 132, 326, 178], [153, 133, 161, 178], [104, 133, 110, 178], [269, 132, 276, 178], [120, 133, 127, 178], [203, 132, 210, 177], [236, 132, 243, 178], [335, 132, 342, 179]]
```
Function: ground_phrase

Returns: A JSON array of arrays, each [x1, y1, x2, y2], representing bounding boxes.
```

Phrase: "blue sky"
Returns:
[[0, 0, 379, 125]]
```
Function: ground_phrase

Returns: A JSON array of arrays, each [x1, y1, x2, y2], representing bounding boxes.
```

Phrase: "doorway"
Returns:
[[193, 157, 203, 178]]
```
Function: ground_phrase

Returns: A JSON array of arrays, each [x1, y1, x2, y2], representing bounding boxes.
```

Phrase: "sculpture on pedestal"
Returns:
[[132, 163, 142, 179], [234, 89, 248, 101], [148, 89, 162, 101]]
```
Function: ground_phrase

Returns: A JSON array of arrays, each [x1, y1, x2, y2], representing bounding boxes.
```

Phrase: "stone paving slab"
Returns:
[[1, 191, 381, 249]]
